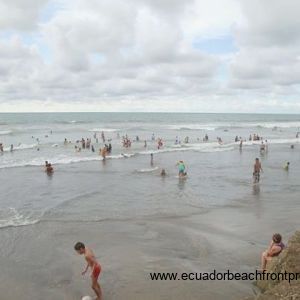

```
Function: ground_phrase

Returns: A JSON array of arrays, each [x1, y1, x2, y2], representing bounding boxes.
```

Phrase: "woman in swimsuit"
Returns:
[[261, 233, 285, 270]]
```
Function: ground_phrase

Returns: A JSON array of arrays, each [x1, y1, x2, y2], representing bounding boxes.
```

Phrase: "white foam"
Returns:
[[82, 296, 93, 300], [165, 124, 216, 131], [0, 130, 12, 135], [137, 166, 159, 173], [89, 128, 119, 132], [3, 143, 37, 152], [163, 121, 300, 131], [0, 208, 39, 229]]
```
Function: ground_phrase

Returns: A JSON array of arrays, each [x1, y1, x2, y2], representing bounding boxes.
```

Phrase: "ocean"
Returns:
[[0, 112, 300, 299]]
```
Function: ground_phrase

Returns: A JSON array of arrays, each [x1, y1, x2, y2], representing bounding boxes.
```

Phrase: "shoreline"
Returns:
[[1, 201, 299, 300]]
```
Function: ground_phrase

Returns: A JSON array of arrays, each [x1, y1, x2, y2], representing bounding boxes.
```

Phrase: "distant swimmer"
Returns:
[[75, 145, 81, 152], [177, 160, 187, 178], [253, 158, 263, 183], [74, 242, 102, 300], [0, 143, 4, 153], [45, 161, 54, 174], [10, 144, 13, 152], [260, 141, 265, 153], [265, 140, 269, 152], [260, 233, 284, 271], [91, 145, 95, 152], [239, 140, 243, 150], [144, 140, 147, 148], [284, 162, 290, 171], [150, 153, 154, 165], [101, 147, 107, 160], [64, 138, 68, 145], [291, 145, 294, 149], [160, 169, 166, 177]]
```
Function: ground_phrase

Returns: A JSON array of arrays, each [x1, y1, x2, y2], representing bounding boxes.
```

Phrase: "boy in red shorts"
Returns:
[[74, 242, 102, 300]]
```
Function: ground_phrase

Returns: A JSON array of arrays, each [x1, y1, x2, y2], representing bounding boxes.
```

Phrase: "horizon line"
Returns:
[[1, 111, 300, 115]]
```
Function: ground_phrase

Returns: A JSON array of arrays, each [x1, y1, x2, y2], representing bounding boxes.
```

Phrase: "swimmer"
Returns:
[[284, 162, 290, 171], [260, 141, 265, 153], [176, 160, 186, 178], [160, 169, 166, 176], [46, 163, 54, 174], [150, 153, 154, 165], [74, 242, 102, 300], [101, 147, 107, 160], [253, 158, 263, 183]]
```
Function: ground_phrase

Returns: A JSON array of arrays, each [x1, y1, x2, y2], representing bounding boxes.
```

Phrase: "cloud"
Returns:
[[229, 0, 300, 92], [0, 0, 49, 30], [0, 0, 299, 112]]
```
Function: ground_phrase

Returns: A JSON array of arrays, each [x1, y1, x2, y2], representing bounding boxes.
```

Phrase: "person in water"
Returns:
[[260, 141, 266, 153], [150, 153, 154, 165], [284, 162, 290, 171], [253, 158, 263, 183], [160, 169, 166, 176], [74, 242, 102, 300], [260, 233, 285, 270], [45, 162, 54, 173], [101, 147, 107, 160], [177, 160, 186, 177]]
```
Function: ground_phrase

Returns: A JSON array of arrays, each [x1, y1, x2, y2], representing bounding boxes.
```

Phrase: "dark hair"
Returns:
[[272, 233, 282, 244], [74, 242, 85, 251]]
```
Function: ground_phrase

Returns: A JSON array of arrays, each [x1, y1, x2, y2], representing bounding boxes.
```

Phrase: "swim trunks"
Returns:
[[92, 264, 101, 280], [253, 171, 260, 181]]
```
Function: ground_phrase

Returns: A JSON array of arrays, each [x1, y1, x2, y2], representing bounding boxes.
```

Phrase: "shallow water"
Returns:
[[0, 113, 300, 299]]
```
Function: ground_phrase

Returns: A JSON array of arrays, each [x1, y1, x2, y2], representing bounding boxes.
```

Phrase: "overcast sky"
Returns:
[[0, 0, 299, 113]]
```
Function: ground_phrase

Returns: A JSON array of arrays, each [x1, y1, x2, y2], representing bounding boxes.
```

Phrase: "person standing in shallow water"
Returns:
[[150, 153, 154, 165], [253, 158, 263, 183], [177, 160, 186, 177]]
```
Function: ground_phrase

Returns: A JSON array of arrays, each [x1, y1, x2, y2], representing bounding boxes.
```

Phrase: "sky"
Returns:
[[0, 0, 300, 113]]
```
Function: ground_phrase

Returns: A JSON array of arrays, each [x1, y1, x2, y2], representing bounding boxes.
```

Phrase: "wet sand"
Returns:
[[1, 191, 299, 300]]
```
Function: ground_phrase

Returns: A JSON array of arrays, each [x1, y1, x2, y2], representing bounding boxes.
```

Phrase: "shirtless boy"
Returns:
[[74, 242, 102, 300]]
